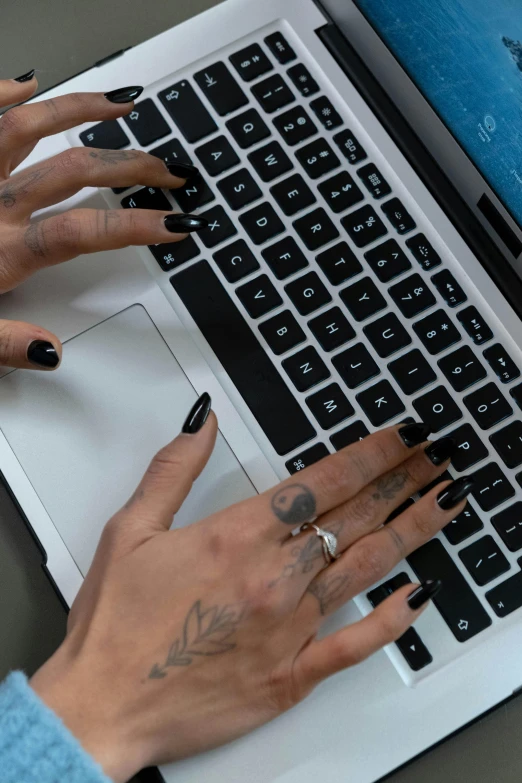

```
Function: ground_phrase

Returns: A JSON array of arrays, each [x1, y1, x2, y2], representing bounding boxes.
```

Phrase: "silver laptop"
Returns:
[[2, 0, 522, 780]]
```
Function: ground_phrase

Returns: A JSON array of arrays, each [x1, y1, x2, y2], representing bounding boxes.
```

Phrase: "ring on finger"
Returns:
[[300, 523, 340, 567]]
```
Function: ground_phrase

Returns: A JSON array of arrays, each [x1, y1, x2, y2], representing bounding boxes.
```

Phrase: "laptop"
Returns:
[[2, 0, 522, 779]]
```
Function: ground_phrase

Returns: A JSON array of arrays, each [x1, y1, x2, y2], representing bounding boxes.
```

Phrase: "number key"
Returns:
[[295, 138, 340, 179], [318, 171, 364, 214], [413, 310, 461, 355], [273, 106, 317, 146], [229, 44, 273, 82], [252, 74, 295, 113], [464, 382, 512, 430], [342, 205, 388, 249], [438, 346, 487, 392], [389, 273, 436, 318], [365, 240, 411, 283]]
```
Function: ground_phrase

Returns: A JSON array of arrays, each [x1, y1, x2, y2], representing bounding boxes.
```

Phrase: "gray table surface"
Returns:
[[1, 1, 522, 781]]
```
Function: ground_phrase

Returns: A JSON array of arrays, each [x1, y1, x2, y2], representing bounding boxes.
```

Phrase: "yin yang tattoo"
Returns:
[[271, 484, 317, 525]]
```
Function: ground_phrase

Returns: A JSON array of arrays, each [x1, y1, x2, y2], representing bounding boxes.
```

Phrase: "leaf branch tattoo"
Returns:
[[307, 573, 350, 616], [371, 471, 408, 502], [149, 600, 247, 680], [271, 484, 317, 526], [0, 166, 54, 208]]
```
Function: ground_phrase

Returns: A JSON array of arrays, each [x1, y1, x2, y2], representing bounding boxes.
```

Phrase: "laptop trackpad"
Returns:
[[0, 305, 256, 576]]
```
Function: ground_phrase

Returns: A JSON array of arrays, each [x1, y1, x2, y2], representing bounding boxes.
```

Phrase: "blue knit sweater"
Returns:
[[0, 672, 110, 783]]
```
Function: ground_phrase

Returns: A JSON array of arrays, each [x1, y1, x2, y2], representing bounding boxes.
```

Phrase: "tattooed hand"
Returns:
[[30, 408, 472, 783], [0, 73, 205, 371]]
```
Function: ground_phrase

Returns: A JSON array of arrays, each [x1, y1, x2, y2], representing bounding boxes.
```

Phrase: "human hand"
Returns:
[[30, 405, 472, 783], [0, 72, 205, 371]]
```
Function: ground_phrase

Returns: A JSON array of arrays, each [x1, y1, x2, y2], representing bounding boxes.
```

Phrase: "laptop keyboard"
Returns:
[[79, 27, 522, 678]]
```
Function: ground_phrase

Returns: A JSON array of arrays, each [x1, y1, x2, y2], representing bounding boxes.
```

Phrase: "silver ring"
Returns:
[[300, 523, 340, 566]]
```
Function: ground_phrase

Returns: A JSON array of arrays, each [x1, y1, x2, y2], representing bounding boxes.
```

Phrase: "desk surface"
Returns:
[[1, 1, 521, 781]]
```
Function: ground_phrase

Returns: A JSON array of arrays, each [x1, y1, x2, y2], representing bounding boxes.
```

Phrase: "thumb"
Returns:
[[0, 318, 62, 370]]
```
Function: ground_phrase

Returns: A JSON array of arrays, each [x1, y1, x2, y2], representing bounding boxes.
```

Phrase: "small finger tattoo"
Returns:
[[23, 222, 46, 257], [371, 471, 408, 502], [271, 484, 317, 525], [307, 573, 350, 616]]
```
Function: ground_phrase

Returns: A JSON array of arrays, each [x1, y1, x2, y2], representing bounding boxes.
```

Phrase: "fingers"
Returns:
[[0, 318, 61, 370], [0, 73, 38, 110]]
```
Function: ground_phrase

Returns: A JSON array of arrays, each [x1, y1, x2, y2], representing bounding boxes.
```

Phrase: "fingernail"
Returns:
[[408, 580, 442, 610], [425, 437, 457, 466], [104, 86, 144, 104], [437, 476, 475, 510], [14, 69, 35, 83], [164, 214, 209, 234], [165, 161, 200, 178], [399, 421, 431, 448], [27, 340, 59, 369], [182, 393, 212, 434]]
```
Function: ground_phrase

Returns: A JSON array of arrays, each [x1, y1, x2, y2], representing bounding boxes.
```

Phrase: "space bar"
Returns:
[[171, 260, 316, 456]]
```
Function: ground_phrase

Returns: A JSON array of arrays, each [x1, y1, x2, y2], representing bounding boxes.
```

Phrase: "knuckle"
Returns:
[[0, 322, 16, 361], [57, 147, 89, 176], [0, 106, 28, 137], [350, 540, 387, 585], [312, 456, 350, 498], [148, 446, 185, 478], [47, 212, 83, 249], [264, 662, 300, 712], [343, 491, 378, 528]]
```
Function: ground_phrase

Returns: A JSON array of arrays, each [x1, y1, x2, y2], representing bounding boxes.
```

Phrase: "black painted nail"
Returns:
[[164, 214, 209, 234], [182, 393, 212, 434], [104, 86, 144, 104], [27, 340, 59, 369], [408, 580, 442, 611], [425, 437, 457, 466], [399, 421, 431, 448], [14, 69, 36, 83], [165, 161, 200, 178], [437, 476, 475, 510]]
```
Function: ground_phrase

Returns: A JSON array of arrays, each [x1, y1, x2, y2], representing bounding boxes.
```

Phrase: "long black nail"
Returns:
[[399, 421, 431, 448], [164, 214, 209, 234], [182, 393, 212, 434], [425, 437, 457, 466], [437, 476, 475, 510], [14, 69, 36, 83], [165, 161, 200, 178], [408, 580, 442, 610], [27, 340, 59, 369], [104, 86, 144, 104]]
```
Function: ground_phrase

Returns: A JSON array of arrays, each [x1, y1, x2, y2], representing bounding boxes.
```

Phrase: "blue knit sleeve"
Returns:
[[0, 672, 112, 783]]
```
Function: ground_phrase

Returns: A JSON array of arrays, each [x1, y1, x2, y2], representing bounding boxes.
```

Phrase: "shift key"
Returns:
[[158, 80, 218, 143]]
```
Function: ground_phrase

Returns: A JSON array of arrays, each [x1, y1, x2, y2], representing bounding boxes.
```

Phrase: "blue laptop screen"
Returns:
[[354, 0, 522, 229]]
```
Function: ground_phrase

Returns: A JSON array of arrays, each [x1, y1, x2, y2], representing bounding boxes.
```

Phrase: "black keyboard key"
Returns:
[[309, 307, 355, 352], [283, 346, 330, 392], [368, 573, 412, 607], [316, 242, 362, 286], [388, 349, 437, 396], [259, 310, 306, 356], [447, 423, 489, 472], [171, 260, 315, 455], [490, 421, 522, 469], [287, 64, 320, 97], [356, 380, 406, 427], [80, 120, 129, 150], [149, 237, 199, 272], [438, 346, 487, 392], [195, 135, 240, 177], [318, 171, 364, 214], [248, 141, 293, 182], [471, 462, 515, 512], [365, 240, 411, 283], [382, 198, 416, 235], [408, 539, 492, 642], [194, 62, 248, 116], [310, 96, 343, 131], [486, 571, 522, 617], [459, 535, 510, 586], [341, 205, 388, 248], [333, 129, 368, 164], [492, 503, 522, 552], [121, 186, 171, 211], [389, 273, 436, 319], [230, 44, 273, 82], [150, 138, 192, 166], [443, 504, 484, 546], [286, 443, 330, 475], [406, 234, 442, 272], [293, 208, 339, 251], [213, 239, 260, 283], [240, 202, 285, 246], [295, 138, 340, 180], [262, 237, 308, 280], [431, 269, 467, 308], [330, 420, 370, 450], [483, 344, 521, 384], [306, 383, 355, 430], [252, 74, 294, 113], [236, 274, 283, 319], [198, 204, 237, 249], [363, 313, 411, 359], [265, 32, 297, 65], [332, 343, 380, 389], [357, 164, 392, 200], [511, 383, 522, 411], [419, 470, 453, 498], [123, 98, 170, 146], [217, 169, 262, 210], [413, 386, 463, 433], [226, 109, 271, 149], [464, 383, 512, 430], [270, 174, 316, 216], [285, 272, 332, 316], [173, 174, 214, 212], [457, 306, 493, 346], [413, 310, 461, 355], [340, 277, 387, 322], [159, 81, 217, 143], [273, 106, 317, 147]]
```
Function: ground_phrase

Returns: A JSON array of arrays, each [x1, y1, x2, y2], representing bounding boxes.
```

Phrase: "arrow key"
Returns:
[[395, 628, 433, 671], [123, 98, 170, 147]]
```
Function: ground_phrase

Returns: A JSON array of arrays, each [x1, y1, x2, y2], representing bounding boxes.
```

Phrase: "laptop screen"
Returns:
[[353, 0, 522, 229]]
